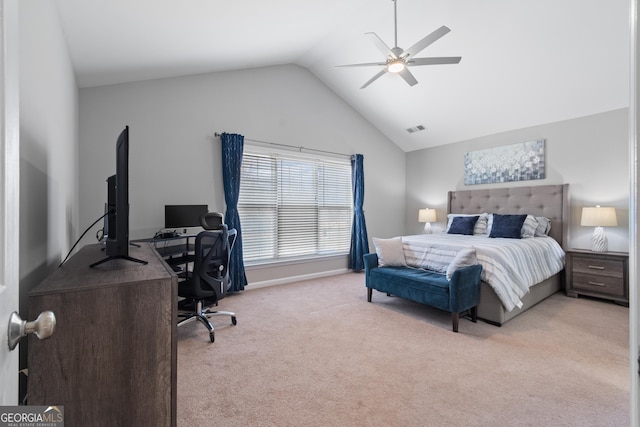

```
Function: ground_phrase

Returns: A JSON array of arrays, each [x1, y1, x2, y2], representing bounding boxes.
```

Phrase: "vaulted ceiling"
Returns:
[[53, 0, 630, 152]]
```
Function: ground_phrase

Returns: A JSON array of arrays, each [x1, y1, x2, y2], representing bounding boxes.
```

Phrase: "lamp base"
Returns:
[[591, 226, 608, 252], [423, 222, 432, 234]]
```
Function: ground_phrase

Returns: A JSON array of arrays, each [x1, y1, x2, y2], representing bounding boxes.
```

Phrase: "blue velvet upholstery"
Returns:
[[363, 253, 482, 332]]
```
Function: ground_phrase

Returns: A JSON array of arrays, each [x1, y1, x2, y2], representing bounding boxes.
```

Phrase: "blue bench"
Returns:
[[363, 253, 483, 332]]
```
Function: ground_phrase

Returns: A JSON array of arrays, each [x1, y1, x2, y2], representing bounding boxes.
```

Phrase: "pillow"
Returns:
[[446, 247, 478, 280], [487, 213, 538, 238], [447, 216, 479, 235], [489, 214, 527, 239], [534, 216, 552, 236], [446, 213, 489, 235], [521, 215, 539, 238], [372, 237, 406, 267]]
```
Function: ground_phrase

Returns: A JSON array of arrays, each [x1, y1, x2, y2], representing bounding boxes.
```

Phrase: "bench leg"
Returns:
[[471, 306, 478, 323], [367, 288, 372, 302], [451, 313, 459, 333]]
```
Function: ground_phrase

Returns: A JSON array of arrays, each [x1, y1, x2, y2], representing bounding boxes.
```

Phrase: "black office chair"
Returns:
[[200, 211, 224, 230], [177, 226, 237, 342]]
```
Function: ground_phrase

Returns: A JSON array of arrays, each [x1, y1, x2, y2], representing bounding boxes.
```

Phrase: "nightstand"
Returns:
[[565, 249, 629, 306]]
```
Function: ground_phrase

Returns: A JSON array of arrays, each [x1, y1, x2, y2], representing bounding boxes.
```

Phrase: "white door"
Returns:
[[0, 0, 21, 405], [631, 0, 640, 425]]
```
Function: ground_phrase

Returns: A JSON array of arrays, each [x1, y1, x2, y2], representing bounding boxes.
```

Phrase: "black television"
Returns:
[[91, 126, 146, 267], [165, 204, 209, 230]]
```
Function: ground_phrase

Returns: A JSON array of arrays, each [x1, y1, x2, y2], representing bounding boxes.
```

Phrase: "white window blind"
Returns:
[[239, 150, 353, 263]]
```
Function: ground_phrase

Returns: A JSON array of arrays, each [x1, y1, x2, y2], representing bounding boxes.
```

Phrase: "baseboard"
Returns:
[[247, 268, 350, 290]]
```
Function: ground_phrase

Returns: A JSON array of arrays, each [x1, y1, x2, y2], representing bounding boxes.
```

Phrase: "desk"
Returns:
[[134, 234, 197, 274]]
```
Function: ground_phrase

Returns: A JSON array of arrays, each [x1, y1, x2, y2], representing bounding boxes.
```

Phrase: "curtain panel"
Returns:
[[221, 132, 248, 292], [349, 154, 369, 271]]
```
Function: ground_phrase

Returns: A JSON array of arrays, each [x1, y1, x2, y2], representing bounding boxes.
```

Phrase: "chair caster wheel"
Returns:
[[209, 332, 215, 343], [231, 316, 237, 326]]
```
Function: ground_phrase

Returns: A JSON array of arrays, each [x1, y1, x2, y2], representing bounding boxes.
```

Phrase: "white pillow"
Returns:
[[534, 216, 552, 236], [372, 237, 406, 267], [446, 247, 478, 280], [446, 213, 489, 235], [521, 215, 539, 238]]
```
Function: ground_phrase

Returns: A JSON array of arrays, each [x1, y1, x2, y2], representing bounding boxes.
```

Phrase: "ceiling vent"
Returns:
[[406, 125, 426, 134]]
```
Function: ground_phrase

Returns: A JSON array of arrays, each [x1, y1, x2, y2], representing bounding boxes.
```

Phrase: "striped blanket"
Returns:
[[401, 234, 565, 312]]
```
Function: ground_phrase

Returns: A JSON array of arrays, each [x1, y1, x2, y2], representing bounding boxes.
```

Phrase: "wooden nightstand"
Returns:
[[565, 249, 629, 306]]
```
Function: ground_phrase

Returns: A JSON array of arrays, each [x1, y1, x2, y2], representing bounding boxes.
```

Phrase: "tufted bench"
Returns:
[[363, 253, 482, 332]]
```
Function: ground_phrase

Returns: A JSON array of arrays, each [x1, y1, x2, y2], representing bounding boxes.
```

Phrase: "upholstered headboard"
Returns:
[[447, 184, 569, 248]]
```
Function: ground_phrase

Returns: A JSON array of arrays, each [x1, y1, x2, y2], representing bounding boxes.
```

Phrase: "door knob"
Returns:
[[7, 311, 56, 351]]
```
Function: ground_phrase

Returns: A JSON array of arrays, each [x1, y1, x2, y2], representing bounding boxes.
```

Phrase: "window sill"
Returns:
[[245, 253, 348, 270]]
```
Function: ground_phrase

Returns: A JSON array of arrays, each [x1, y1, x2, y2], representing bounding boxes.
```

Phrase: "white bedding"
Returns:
[[401, 234, 565, 312]]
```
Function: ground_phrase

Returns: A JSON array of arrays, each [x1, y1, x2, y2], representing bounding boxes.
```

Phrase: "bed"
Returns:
[[443, 183, 569, 325]]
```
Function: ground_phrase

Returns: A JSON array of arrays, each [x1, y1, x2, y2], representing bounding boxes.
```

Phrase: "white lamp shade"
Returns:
[[418, 208, 437, 223], [580, 206, 618, 227]]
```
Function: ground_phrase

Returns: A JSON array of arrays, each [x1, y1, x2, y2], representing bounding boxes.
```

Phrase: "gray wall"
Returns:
[[78, 65, 406, 285], [19, 0, 79, 300], [18, 0, 79, 398], [405, 108, 629, 252]]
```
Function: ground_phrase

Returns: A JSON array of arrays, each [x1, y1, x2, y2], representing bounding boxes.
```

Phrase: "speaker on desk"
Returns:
[[199, 212, 224, 230]]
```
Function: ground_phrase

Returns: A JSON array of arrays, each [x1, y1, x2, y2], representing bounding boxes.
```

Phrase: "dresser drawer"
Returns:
[[571, 257, 624, 279], [572, 272, 625, 297]]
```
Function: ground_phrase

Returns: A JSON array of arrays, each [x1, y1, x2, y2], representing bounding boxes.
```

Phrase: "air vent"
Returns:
[[406, 125, 426, 134]]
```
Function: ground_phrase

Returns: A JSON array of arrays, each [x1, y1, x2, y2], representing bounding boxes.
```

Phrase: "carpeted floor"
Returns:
[[176, 273, 629, 426]]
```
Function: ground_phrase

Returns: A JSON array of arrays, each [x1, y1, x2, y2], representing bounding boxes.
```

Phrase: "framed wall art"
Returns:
[[464, 139, 545, 185]]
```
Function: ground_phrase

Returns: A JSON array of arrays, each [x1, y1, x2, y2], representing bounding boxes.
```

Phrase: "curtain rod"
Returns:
[[214, 132, 352, 159]]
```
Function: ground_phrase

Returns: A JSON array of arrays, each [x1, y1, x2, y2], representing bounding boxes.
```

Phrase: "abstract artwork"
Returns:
[[464, 139, 545, 185]]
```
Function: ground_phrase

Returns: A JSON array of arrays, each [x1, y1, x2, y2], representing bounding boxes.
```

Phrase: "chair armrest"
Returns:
[[363, 253, 379, 276], [448, 264, 483, 312]]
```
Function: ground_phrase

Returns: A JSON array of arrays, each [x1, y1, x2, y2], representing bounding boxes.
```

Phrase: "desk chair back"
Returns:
[[190, 226, 237, 299]]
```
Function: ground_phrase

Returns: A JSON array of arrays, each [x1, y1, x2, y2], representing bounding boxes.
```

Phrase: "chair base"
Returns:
[[177, 299, 236, 343]]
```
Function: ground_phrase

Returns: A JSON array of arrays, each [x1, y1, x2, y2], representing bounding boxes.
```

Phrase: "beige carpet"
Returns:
[[176, 273, 629, 426]]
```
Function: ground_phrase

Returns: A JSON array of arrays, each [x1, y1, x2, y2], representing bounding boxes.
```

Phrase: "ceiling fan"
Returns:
[[337, 0, 461, 89]]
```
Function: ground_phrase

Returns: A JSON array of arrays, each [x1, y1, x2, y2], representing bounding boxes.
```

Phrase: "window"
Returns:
[[239, 149, 353, 264]]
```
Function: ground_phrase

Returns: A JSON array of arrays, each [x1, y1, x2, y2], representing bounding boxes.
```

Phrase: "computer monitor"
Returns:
[[164, 205, 209, 229]]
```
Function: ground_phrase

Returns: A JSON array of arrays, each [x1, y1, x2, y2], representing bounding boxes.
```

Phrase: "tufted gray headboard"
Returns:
[[447, 184, 569, 248]]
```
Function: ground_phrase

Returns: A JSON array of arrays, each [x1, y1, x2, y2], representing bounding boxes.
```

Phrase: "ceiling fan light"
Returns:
[[388, 61, 405, 73]]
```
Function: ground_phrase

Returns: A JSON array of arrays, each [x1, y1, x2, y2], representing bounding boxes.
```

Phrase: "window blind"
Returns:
[[239, 150, 353, 263]]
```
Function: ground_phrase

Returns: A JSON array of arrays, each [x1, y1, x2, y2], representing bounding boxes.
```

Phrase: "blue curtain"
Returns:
[[221, 132, 248, 292], [349, 154, 369, 271]]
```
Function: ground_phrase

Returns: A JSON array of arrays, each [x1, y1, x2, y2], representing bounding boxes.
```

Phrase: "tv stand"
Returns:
[[89, 254, 148, 268]]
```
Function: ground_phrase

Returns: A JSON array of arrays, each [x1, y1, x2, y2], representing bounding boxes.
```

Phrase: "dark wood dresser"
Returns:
[[27, 243, 177, 426], [565, 248, 628, 306]]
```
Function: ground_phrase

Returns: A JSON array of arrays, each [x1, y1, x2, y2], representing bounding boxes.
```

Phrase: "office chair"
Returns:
[[177, 225, 237, 343], [200, 211, 223, 230]]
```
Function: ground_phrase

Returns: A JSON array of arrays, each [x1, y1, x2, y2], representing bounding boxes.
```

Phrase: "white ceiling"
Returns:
[[53, 0, 630, 152]]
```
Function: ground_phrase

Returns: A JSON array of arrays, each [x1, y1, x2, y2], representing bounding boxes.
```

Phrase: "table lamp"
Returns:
[[418, 208, 437, 234], [580, 206, 617, 252]]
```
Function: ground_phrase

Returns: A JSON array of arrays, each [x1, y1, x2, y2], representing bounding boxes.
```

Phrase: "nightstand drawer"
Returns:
[[571, 257, 624, 279], [565, 249, 629, 305], [572, 272, 625, 297]]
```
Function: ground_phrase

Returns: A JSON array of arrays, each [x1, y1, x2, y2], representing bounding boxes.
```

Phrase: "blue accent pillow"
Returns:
[[489, 214, 527, 239], [447, 215, 479, 235]]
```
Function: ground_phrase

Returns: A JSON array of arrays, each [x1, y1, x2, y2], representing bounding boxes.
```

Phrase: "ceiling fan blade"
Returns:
[[360, 69, 388, 89], [398, 67, 418, 86], [336, 62, 387, 68], [409, 56, 462, 66], [365, 32, 398, 59], [403, 26, 451, 59]]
